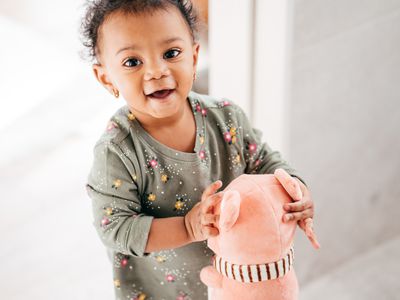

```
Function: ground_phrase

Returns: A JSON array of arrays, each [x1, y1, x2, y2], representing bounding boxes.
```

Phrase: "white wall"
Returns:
[[253, 0, 293, 156], [208, 0, 253, 113], [209, 0, 292, 155]]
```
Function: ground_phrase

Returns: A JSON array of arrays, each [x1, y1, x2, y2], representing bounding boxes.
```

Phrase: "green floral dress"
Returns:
[[86, 91, 304, 300]]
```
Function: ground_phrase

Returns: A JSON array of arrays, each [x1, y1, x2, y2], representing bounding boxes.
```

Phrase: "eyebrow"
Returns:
[[115, 37, 184, 56]]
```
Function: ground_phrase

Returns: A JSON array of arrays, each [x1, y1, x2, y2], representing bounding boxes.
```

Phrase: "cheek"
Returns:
[[118, 74, 142, 95], [174, 64, 195, 86], [174, 54, 195, 78]]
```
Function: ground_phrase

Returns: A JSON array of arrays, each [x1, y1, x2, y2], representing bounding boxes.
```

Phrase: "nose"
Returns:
[[143, 59, 171, 81]]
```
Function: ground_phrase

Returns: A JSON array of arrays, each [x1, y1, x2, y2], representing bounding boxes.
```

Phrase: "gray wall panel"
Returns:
[[290, 0, 400, 289]]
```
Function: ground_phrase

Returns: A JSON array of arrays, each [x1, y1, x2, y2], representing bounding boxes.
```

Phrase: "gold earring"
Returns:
[[113, 89, 119, 98]]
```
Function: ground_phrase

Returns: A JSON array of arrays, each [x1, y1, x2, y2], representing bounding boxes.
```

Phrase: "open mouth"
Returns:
[[147, 89, 175, 99]]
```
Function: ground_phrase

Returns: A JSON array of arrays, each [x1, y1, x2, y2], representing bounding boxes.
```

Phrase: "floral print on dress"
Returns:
[[105, 207, 113, 216], [155, 255, 167, 263], [174, 197, 185, 211], [128, 288, 148, 300], [150, 249, 178, 264], [143, 150, 184, 178], [106, 120, 119, 132], [199, 134, 205, 145], [143, 191, 159, 208], [147, 193, 156, 201], [176, 292, 190, 300], [101, 216, 110, 227], [114, 252, 130, 269], [173, 194, 193, 214], [161, 174, 169, 183], [243, 134, 262, 171], [166, 274, 176, 282], [217, 115, 239, 148], [246, 141, 258, 154], [148, 158, 158, 169], [189, 98, 209, 166], [217, 99, 231, 108], [223, 126, 237, 144], [114, 279, 121, 288], [192, 100, 202, 114], [159, 264, 192, 283], [133, 293, 147, 300], [232, 153, 241, 165], [198, 150, 206, 160], [191, 99, 208, 117], [112, 179, 122, 189]]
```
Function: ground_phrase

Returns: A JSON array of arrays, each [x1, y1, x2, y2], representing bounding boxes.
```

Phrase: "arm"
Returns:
[[87, 142, 222, 256], [146, 180, 223, 252], [232, 103, 307, 185], [145, 217, 190, 252], [86, 142, 154, 257]]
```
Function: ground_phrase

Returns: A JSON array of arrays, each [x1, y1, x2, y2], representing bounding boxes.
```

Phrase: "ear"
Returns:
[[92, 63, 117, 97], [219, 190, 241, 232], [192, 43, 200, 69]]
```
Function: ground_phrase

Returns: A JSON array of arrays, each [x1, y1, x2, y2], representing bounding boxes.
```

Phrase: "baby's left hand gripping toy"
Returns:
[[200, 170, 320, 300]]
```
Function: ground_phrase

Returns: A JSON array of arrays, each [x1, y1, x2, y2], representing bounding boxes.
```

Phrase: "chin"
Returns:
[[148, 95, 185, 117], [151, 107, 179, 119]]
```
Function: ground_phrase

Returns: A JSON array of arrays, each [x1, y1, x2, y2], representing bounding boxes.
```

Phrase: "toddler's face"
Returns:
[[93, 6, 199, 120]]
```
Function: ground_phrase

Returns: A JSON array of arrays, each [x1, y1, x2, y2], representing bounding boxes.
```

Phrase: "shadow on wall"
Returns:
[[288, 1, 400, 299]]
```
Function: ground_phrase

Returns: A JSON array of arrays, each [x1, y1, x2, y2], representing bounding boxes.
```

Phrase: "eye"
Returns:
[[123, 58, 142, 68], [163, 49, 181, 59]]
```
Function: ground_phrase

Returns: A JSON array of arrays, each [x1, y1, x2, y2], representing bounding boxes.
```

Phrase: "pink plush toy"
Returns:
[[200, 169, 319, 300]]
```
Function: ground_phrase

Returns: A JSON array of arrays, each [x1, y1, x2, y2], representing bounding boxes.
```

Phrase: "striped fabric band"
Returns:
[[213, 247, 294, 283]]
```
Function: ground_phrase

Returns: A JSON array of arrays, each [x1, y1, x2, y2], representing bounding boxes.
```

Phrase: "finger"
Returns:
[[274, 169, 302, 201], [283, 200, 313, 212], [299, 218, 312, 235], [203, 225, 219, 238], [283, 208, 313, 222], [201, 213, 218, 226], [201, 180, 223, 202], [297, 178, 308, 196], [201, 191, 224, 214]]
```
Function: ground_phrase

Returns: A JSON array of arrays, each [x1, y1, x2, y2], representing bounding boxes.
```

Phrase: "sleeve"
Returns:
[[233, 104, 307, 186], [85, 142, 154, 257]]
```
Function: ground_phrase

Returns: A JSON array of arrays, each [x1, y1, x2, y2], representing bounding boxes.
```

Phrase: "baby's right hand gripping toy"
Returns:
[[200, 170, 320, 300]]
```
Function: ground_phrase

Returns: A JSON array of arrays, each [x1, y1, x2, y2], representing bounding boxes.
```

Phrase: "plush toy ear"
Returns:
[[274, 168, 303, 200], [219, 190, 241, 232]]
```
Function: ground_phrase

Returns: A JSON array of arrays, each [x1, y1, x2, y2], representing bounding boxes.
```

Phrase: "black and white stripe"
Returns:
[[213, 247, 294, 283]]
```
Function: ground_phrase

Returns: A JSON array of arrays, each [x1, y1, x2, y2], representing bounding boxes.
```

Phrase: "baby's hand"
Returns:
[[184, 180, 223, 242], [274, 169, 321, 249]]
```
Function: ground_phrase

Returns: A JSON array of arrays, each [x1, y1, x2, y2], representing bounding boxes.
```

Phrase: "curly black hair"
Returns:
[[80, 0, 199, 62]]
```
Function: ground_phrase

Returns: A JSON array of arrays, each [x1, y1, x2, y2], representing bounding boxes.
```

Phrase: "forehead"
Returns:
[[99, 6, 193, 54]]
